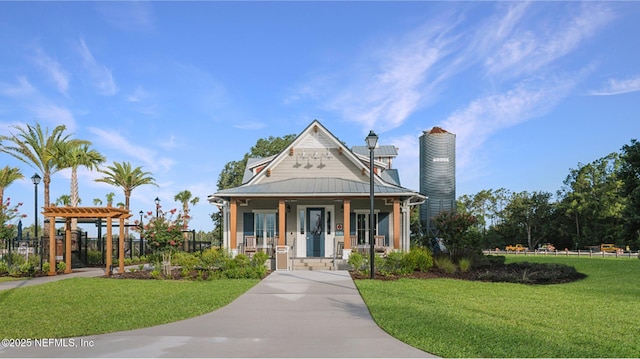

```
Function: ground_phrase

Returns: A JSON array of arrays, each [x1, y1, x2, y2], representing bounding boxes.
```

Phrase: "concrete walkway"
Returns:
[[0, 270, 436, 358]]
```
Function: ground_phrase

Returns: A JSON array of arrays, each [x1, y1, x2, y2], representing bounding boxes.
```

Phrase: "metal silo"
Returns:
[[419, 127, 456, 236]]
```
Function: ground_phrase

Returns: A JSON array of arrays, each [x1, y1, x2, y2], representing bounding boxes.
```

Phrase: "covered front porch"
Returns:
[[214, 192, 419, 260]]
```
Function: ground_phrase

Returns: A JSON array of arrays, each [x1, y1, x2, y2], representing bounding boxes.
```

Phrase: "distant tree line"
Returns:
[[433, 139, 640, 251]]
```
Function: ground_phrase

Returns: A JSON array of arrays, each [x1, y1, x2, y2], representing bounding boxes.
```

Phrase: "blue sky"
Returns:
[[1, 1, 639, 235]]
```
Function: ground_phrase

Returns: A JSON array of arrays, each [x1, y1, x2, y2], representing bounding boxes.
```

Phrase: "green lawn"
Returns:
[[355, 256, 640, 358], [0, 277, 258, 338]]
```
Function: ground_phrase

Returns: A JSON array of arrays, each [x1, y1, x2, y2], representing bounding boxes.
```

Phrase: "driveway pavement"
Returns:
[[0, 269, 436, 358]]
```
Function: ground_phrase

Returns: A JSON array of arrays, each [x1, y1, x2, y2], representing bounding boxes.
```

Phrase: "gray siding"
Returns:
[[262, 147, 364, 183]]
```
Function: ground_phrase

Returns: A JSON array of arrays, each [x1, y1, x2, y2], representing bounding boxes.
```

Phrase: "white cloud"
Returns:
[[484, 3, 614, 78], [32, 48, 70, 96], [97, 2, 155, 32], [32, 103, 76, 132], [0, 77, 36, 97], [127, 86, 148, 102], [0, 77, 76, 131], [590, 75, 640, 96], [77, 39, 118, 96], [440, 74, 580, 170], [87, 127, 173, 172], [306, 17, 463, 134]]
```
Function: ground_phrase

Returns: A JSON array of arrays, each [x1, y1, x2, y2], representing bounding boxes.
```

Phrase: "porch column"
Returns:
[[64, 219, 72, 274], [343, 199, 351, 249], [229, 199, 237, 250], [48, 216, 56, 276], [393, 198, 401, 250], [278, 200, 286, 246], [119, 217, 125, 274], [106, 216, 113, 275]]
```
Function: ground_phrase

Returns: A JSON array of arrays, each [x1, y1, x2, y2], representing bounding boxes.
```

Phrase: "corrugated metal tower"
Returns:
[[420, 127, 456, 236]]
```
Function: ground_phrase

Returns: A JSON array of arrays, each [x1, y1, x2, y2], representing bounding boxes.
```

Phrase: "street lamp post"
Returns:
[[31, 173, 42, 269], [365, 130, 378, 279], [154, 197, 161, 218], [139, 210, 144, 256]]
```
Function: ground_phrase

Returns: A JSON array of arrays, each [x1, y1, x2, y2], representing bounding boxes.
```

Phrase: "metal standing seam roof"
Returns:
[[213, 177, 423, 198], [351, 145, 398, 157]]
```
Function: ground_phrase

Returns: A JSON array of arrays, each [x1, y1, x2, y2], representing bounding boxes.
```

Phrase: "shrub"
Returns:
[[42, 262, 50, 273], [348, 251, 366, 273], [251, 251, 269, 267], [87, 250, 102, 265], [458, 257, 472, 272], [200, 248, 227, 269], [6, 252, 26, 266], [56, 261, 66, 272], [173, 251, 199, 270], [0, 261, 8, 274], [405, 246, 434, 272], [379, 251, 414, 276], [434, 256, 457, 274]]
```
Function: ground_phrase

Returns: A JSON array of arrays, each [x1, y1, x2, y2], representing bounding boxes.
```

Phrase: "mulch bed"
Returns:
[[350, 261, 587, 285]]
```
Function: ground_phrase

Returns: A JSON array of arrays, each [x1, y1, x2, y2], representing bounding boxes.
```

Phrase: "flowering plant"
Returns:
[[133, 208, 184, 252], [1, 198, 26, 241]]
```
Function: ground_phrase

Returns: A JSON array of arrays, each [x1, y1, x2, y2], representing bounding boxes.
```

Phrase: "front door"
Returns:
[[306, 208, 325, 257]]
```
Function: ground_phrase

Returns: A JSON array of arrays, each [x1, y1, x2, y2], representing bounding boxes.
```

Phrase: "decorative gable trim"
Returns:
[[247, 120, 385, 186]]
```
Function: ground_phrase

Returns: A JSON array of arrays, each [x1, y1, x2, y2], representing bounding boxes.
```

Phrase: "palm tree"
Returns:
[[105, 192, 115, 206], [55, 194, 72, 206], [56, 143, 105, 208], [174, 190, 200, 251], [0, 123, 89, 208], [95, 161, 157, 210], [174, 190, 200, 230], [93, 198, 103, 206], [0, 166, 24, 208]]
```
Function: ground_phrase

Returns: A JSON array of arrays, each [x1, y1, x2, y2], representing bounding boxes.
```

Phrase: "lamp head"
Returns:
[[154, 197, 160, 205], [31, 173, 41, 185], [365, 130, 378, 150]]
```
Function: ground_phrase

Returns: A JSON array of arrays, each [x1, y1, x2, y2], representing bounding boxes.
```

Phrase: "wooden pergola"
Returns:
[[42, 205, 132, 276]]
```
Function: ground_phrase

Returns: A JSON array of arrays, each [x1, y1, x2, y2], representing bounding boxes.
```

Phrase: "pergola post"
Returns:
[[119, 216, 125, 274], [106, 215, 113, 275], [64, 219, 72, 274], [48, 216, 56, 276]]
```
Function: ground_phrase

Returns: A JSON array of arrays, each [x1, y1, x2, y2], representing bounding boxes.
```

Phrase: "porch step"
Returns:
[[291, 258, 349, 271]]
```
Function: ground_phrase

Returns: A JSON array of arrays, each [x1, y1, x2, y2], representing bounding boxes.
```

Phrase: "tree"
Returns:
[[0, 123, 89, 208], [95, 162, 157, 210], [56, 143, 105, 207], [434, 211, 479, 257], [105, 192, 115, 206], [559, 153, 624, 248], [0, 166, 23, 207], [174, 190, 200, 251], [502, 191, 554, 250], [55, 195, 72, 206], [619, 139, 640, 247], [174, 190, 199, 229], [217, 134, 296, 190]]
